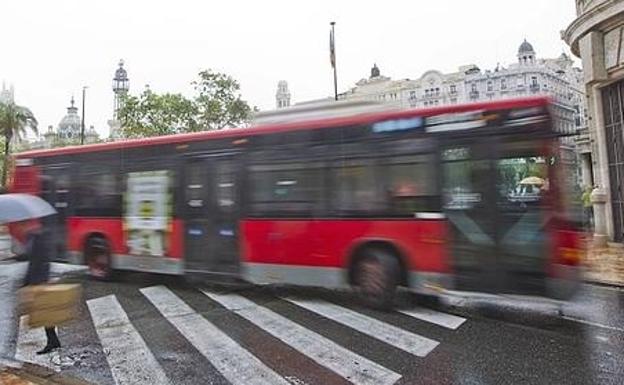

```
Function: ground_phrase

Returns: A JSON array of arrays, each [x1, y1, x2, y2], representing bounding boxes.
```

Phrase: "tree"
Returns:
[[119, 69, 254, 138], [119, 88, 199, 138], [193, 70, 253, 130], [0, 101, 38, 186]]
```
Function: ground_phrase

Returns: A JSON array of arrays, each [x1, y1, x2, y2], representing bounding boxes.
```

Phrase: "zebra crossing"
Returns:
[[16, 285, 467, 385]]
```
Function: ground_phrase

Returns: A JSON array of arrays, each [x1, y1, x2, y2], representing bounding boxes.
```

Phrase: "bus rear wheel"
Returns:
[[352, 248, 399, 310], [85, 237, 112, 281]]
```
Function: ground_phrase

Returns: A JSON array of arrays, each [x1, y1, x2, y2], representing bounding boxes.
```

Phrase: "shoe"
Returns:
[[36, 343, 60, 355]]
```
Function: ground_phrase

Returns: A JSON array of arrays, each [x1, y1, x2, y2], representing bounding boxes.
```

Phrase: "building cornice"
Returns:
[[563, 0, 624, 56]]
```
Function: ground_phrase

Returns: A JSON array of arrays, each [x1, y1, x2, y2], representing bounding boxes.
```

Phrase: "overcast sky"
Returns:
[[0, 0, 578, 138]]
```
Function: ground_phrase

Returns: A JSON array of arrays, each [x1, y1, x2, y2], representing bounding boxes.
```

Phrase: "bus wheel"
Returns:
[[85, 237, 112, 281], [352, 248, 399, 310]]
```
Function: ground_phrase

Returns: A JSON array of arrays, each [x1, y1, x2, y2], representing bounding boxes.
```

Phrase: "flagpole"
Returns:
[[331, 21, 338, 101]]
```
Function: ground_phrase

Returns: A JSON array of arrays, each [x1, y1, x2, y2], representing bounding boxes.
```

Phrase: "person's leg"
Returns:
[[37, 327, 60, 354]]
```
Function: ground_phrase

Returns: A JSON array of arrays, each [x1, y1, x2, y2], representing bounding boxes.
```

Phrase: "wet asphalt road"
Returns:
[[3, 265, 624, 385]]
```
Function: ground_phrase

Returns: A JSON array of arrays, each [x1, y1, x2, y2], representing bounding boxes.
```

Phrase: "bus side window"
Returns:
[[380, 154, 439, 215], [76, 169, 122, 216], [248, 162, 323, 216], [330, 159, 384, 214]]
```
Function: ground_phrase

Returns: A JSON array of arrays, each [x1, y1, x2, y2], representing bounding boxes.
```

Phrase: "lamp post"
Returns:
[[80, 86, 88, 145]]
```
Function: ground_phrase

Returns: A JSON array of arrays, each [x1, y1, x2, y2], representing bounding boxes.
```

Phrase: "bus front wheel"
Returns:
[[352, 248, 399, 310], [85, 237, 112, 281]]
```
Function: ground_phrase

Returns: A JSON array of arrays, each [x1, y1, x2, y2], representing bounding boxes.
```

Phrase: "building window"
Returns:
[[501, 78, 507, 90], [435, 88, 440, 96], [531, 76, 538, 86], [409, 90, 416, 99], [450, 85, 457, 94], [471, 83, 477, 92], [487, 81, 493, 92]]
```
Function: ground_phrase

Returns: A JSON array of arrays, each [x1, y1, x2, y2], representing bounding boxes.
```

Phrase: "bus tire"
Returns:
[[85, 237, 113, 281], [352, 248, 399, 310]]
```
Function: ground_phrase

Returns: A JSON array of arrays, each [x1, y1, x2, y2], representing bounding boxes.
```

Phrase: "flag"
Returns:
[[330, 27, 336, 68]]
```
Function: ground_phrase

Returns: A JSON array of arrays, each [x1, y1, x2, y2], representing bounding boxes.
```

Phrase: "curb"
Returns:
[[1, 362, 94, 385]]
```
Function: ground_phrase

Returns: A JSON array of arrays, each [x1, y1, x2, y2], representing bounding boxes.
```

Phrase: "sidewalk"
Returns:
[[0, 362, 93, 385], [585, 244, 624, 287]]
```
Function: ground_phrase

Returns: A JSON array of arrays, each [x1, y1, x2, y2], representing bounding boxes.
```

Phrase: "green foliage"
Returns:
[[0, 101, 38, 186], [119, 69, 254, 138], [119, 89, 199, 138], [193, 70, 253, 131]]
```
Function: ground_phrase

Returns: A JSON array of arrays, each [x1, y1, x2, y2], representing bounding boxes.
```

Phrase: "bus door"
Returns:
[[40, 165, 73, 259], [442, 139, 552, 295], [184, 154, 241, 274], [494, 141, 551, 296], [441, 140, 500, 293]]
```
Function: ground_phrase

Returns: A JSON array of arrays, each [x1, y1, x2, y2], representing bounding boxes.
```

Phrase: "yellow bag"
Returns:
[[19, 284, 81, 329]]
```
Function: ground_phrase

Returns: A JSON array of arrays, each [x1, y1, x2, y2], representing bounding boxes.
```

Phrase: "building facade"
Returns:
[[276, 80, 291, 109], [564, 0, 624, 243], [25, 97, 99, 150], [335, 41, 585, 140], [0, 82, 14, 105]]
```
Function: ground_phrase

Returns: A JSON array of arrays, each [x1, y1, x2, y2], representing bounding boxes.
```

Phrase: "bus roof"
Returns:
[[16, 96, 551, 159]]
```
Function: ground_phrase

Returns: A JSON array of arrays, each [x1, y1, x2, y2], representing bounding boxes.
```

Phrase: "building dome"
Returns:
[[518, 39, 535, 54], [57, 97, 81, 140]]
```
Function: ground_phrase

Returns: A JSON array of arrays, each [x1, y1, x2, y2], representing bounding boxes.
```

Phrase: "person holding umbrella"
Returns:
[[1, 193, 61, 355]]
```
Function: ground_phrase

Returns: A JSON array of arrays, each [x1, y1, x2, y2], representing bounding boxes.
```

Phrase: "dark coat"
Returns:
[[22, 228, 54, 286]]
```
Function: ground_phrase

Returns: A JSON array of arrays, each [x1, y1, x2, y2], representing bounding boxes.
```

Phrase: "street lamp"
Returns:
[[80, 86, 88, 145]]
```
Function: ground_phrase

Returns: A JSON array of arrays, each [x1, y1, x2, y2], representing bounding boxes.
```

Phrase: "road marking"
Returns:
[[15, 317, 57, 370], [562, 316, 624, 333], [398, 307, 466, 330], [285, 298, 439, 357], [87, 295, 171, 385], [203, 290, 401, 385], [141, 286, 289, 385]]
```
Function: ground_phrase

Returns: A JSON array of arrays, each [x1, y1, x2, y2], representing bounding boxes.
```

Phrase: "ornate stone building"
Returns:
[[564, 0, 624, 243], [276, 80, 291, 109], [0, 82, 14, 104], [27, 97, 99, 150], [335, 40, 585, 140]]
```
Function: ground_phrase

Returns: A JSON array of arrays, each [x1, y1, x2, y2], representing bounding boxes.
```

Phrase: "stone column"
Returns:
[[590, 86, 615, 241], [591, 187, 609, 247]]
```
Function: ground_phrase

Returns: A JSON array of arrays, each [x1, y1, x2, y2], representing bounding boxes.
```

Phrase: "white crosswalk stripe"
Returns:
[[398, 307, 466, 330], [87, 295, 172, 385], [14, 284, 469, 385], [141, 285, 290, 385], [203, 290, 402, 385], [284, 297, 439, 357]]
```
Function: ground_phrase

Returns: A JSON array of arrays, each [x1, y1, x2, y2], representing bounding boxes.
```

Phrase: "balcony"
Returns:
[[530, 84, 540, 92]]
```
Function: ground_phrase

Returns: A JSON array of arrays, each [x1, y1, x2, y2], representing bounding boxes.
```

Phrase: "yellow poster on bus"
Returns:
[[124, 170, 172, 256]]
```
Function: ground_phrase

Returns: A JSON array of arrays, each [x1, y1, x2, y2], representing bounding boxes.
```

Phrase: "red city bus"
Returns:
[[9, 96, 584, 307]]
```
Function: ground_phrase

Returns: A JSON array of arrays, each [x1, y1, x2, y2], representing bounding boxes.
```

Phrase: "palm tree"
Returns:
[[0, 101, 38, 186]]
